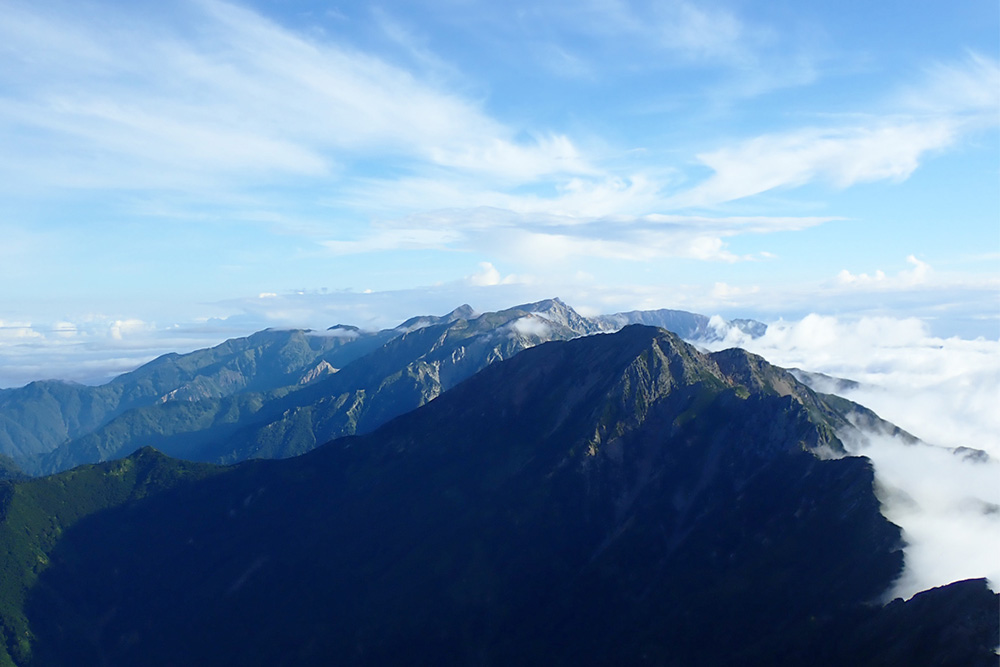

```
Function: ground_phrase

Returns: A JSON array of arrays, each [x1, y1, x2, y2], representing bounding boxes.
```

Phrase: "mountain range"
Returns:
[[0, 299, 764, 476], [0, 324, 994, 665]]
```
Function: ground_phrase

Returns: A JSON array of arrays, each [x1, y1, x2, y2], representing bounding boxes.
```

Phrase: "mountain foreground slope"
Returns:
[[0, 325, 994, 665]]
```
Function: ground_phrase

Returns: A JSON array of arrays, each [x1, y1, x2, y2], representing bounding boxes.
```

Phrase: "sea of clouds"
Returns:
[[703, 314, 1000, 600]]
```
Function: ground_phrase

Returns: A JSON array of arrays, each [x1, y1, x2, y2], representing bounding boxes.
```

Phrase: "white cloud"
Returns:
[[710, 282, 760, 301], [467, 262, 503, 286], [844, 431, 1000, 600], [836, 269, 887, 285], [0, 0, 595, 193], [703, 313, 1000, 598], [672, 121, 955, 207], [463, 262, 526, 288], [901, 52, 1000, 118], [0, 315, 221, 387], [668, 54, 1000, 208], [509, 316, 552, 338], [836, 255, 931, 288], [569, 0, 780, 70], [652, 1, 757, 65], [0, 321, 43, 342], [109, 319, 154, 341], [321, 227, 463, 255], [680, 256, 998, 339], [319, 207, 834, 265], [336, 173, 671, 221], [429, 133, 595, 182]]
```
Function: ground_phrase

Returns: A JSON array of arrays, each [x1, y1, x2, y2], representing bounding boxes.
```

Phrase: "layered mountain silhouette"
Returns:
[[0, 300, 766, 476], [0, 325, 994, 665]]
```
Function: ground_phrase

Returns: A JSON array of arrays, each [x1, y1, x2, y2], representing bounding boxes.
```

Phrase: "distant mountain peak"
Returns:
[[518, 296, 570, 313], [446, 304, 477, 321], [394, 304, 479, 334], [593, 306, 768, 342], [504, 297, 596, 334]]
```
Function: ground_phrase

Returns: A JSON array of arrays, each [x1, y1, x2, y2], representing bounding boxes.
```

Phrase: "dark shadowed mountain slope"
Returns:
[[0, 326, 993, 666], [0, 450, 223, 666]]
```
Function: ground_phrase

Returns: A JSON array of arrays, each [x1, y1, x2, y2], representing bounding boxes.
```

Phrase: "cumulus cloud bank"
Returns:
[[843, 430, 1000, 601], [0, 316, 195, 387], [509, 316, 552, 338]]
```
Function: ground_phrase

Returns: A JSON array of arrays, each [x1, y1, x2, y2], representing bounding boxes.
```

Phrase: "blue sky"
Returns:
[[0, 0, 998, 385]]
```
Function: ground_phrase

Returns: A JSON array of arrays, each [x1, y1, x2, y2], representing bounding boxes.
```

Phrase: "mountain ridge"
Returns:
[[1, 301, 768, 475], [0, 325, 994, 665]]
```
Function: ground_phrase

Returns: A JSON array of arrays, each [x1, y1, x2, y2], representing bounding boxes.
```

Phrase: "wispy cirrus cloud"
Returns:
[[320, 208, 835, 265], [901, 52, 1000, 117], [670, 121, 956, 207], [0, 0, 593, 195], [1, 0, 990, 235], [551, 0, 792, 70], [665, 53, 998, 208]]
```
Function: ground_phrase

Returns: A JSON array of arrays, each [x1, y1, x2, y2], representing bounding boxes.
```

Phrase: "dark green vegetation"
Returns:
[[0, 326, 994, 665], [0, 300, 765, 476], [0, 451, 222, 665]]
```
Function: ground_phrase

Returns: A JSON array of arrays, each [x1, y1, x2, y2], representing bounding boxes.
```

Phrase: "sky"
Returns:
[[0, 0, 998, 386]]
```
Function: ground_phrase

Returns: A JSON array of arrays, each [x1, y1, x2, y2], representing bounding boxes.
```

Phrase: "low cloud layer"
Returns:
[[708, 314, 999, 456], [843, 431, 1000, 601], [703, 315, 1000, 598], [0, 316, 242, 388]]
